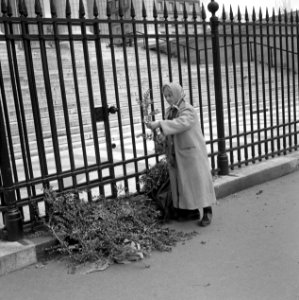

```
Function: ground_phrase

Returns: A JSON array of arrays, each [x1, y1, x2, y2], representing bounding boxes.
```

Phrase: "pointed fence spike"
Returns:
[[163, 0, 168, 19], [7, 0, 12, 16], [183, 2, 188, 19], [93, 0, 98, 17], [245, 7, 249, 21], [1, 0, 7, 15], [106, 0, 111, 17], [79, 0, 85, 18], [278, 8, 282, 22], [153, 0, 157, 18], [237, 6, 241, 21], [22, 0, 28, 17], [265, 8, 269, 22], [119, 0, 124, 17], [284, 9, 288, 22], [201, 3, 206, 20], [142, 0, 146, 18], [35, 0, 42, 17], [50, 0, 57, 18], [296, 10, 299, 23], [290, 10, 293, 23], [174, 1, 178, 19], [130, 0, 135, 18], [18, 0, 24, 16], [192, 3, 197, 20], [229, 5, 234, 21], [252, 7, 256, 21], [222, 5, 226, 21], [259, 7, 262, 21], [66, 0, 71, 18]]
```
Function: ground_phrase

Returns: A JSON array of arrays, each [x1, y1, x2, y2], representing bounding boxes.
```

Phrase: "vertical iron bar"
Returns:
[[20, 14, 49, 186], [265, 10, 275, 157], [183, 4, 193, 104], [163, 3, 173, 81], [237, 8, 248, 164], [292, 11, 298, 149], [80, 16, 104, 198], [230, 8, 241, 166], [193, 5, 204, 133], [278, 11, 286, 154], [153, 4, 166, 117], [245, 9, 255, 162], [67, 18, 90, 196], [51, 14, 77, 188], [208, 0, 228, 175], [272, 11, 281, 154], [252, 9, 262, 160], [93, 17, 116, 194], [174, 2, 182, 85], [36, 15, 63, 191], [259, 9, 268, 159], [119, 12, 139, 190], [0, 84, 23, 241], [202, 6, 216, 172], [222, 7, 233, 168], [284, 12, 291, 151]]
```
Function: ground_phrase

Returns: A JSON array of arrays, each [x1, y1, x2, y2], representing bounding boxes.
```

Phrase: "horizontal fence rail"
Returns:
[[0, 0, 299, 236]]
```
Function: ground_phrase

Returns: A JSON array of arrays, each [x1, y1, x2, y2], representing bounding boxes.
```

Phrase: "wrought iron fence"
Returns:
[[0, 0, 299, 239]]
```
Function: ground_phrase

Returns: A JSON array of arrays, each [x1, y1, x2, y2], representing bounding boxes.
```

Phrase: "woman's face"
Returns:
[[163, 88, 176, 106]]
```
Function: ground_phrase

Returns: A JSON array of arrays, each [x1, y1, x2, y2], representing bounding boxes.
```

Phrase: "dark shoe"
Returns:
[[177, 209, 200, 222], [198, 207, 212, 227]]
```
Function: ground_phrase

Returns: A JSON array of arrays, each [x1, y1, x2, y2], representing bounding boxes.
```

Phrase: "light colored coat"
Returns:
[[159, 100, 216, 210]]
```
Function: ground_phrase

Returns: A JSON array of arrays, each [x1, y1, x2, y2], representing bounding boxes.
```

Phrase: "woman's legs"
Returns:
[[198, 206, 212, 227]]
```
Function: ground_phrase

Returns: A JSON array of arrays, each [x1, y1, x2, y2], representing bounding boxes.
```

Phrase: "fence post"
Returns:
[[0, 101, 23, 241], [208, 0, 229, 175]]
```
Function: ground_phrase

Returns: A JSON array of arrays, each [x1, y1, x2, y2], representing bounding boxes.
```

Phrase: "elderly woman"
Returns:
[[147, 82, 216, 226]]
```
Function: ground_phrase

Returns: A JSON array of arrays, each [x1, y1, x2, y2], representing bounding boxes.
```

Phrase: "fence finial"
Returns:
[[153, 0, 157, 18], [131, 0, 135, 18], [142, 0, 146, 18], [119, 0, 124, 17], [1, 0, 7, 16], [208, 0, 219, 17], [265, 8, 269, 22], [22, 0, 28, 17], [163, 0, 168, 19], [278, 8, 282, 22], [192, 3, 197, 20], [7, 0, 12, 16], [237, 6, 241, 21], [183, 2, 188, 19], [221, 5, 226, 21], [245, 6, 249, 21], [66, 0, 71, 18], [79, 0, 85, 18], [201, 3, 206, 20], [259, 7, 263, 21], [50, 0, 57, 18], [272, 8, 276, 22], [290, 9, 293, 23], [35, 0, 43, 17], [252, 7, 256, 21], [93, 0, 98, 18], [296, 10, 299, 23], [229, 5, 234, 21], [174, 1, 178, 19], [106, 0, 111, 17]]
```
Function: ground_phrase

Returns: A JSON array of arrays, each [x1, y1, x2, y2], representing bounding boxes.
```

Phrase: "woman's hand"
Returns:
[[146, 121, 160, 130]]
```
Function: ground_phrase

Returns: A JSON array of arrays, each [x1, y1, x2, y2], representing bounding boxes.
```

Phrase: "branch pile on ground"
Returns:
[[44, 189, 197, 268]]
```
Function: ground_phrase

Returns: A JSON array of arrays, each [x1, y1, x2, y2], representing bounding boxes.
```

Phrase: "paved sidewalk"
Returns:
[[1, 152, 299, 298]]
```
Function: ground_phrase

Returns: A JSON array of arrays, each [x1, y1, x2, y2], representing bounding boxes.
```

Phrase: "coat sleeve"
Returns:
[[159, 106, 196, 136]]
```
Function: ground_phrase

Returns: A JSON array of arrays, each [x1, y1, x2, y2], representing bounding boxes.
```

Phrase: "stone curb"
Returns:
[[1, 152, 299, 276]]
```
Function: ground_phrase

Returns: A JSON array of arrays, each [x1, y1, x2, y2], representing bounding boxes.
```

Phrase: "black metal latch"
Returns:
[[94, 106, 118, 122]]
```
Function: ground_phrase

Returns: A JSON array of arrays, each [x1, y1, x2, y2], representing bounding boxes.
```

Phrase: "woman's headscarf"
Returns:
[[162, 82, 185, 105]]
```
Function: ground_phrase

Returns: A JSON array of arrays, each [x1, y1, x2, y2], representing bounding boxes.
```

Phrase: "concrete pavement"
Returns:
[[0, 152, 299, 299]]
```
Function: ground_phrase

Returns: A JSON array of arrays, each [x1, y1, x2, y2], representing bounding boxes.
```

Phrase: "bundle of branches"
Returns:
[[44, 188, 197, 268]]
